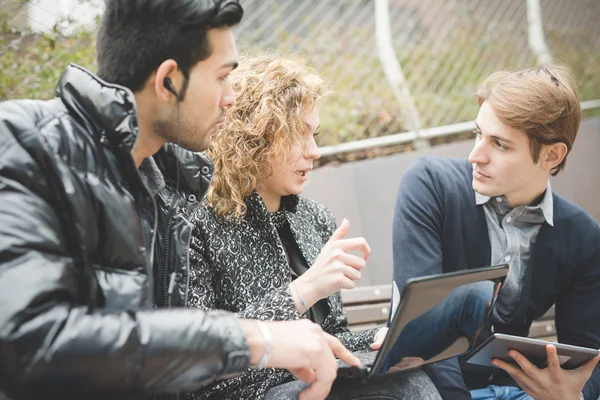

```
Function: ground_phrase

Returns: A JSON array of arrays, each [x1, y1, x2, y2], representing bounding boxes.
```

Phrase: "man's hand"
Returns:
[[492, 344, 600, 400], [370, 327, 388, 350], [293, 219, 371, 309], [242, 319, 360, 400]]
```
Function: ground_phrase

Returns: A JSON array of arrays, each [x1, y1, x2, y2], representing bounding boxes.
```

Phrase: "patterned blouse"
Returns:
[[184, 191, 377, 400]]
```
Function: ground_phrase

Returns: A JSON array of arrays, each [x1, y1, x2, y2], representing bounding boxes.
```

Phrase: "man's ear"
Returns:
[[541, 142, 568, 171], [154, 59, 180, 102]]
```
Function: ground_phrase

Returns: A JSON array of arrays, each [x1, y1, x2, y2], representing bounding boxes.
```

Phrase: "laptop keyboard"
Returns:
[[337, 349, 378, 368]]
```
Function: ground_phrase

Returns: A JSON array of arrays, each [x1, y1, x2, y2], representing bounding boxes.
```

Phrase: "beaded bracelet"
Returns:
[[292, 281, 308, 314]]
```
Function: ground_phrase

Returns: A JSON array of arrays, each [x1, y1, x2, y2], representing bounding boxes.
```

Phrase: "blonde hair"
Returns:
[[475, 65, 580, 176], [205, 55, 326, 218]]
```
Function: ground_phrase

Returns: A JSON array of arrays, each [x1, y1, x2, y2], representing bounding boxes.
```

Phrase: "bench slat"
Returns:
[[341, 285, 392, 305], [539, 305, 555, 321], [344, 303, 390, 325], [528, 319, 557, 339], [347, 322, 385, 333]]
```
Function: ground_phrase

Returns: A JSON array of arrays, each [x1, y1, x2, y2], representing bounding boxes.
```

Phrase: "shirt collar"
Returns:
[[474, 181, 554, 226], [538, 182, 554, 226], [475, 191, 491, 206]]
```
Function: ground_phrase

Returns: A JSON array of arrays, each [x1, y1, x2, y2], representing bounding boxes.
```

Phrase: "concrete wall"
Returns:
[[302, 117, 600, 286]]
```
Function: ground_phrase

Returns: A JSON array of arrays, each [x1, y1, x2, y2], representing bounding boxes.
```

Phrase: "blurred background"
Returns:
[[0, 0, 600, 287], [2, 0, 600, 286], [0, 0, 600, 334], [2, 0, 599, 156]]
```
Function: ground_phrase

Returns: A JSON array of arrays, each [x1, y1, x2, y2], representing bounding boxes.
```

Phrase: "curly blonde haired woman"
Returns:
[[185, 55, 441, 400]]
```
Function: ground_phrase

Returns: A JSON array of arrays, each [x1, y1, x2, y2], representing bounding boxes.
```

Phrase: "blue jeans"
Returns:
[[470, 385, 533, 400], [382, 280, 495, 371]]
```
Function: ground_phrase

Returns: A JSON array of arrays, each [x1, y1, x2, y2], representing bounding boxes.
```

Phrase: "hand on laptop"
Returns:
[[242, 319, 360, 400], [292, 219, 371, 311], [371, 327, 388, 350]]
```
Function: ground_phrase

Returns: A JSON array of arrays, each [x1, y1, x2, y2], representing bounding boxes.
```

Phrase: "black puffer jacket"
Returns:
[[0, 64, 249, 399], [144, 145, 215, 309]]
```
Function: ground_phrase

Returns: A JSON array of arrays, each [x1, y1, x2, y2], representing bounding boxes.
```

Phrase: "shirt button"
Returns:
[[496, 197, 502, 202], [506, 216, 512, 223], [505, 255, 511, 262]]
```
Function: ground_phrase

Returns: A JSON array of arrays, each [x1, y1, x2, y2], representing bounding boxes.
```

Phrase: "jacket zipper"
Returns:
[[164, 194, 198, 307], [181, 209, 195, 307], [163, 193, 180, 307]]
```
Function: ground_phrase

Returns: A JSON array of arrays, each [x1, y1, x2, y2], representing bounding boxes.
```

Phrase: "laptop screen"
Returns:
[[370, 264, 508, 376]]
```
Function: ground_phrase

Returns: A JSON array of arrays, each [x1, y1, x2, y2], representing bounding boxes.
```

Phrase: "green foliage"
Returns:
[[0, 28, 96, 100], [547, 29, 600, 103], [1, 11, 599, 147], [238, 12, 600, 147]]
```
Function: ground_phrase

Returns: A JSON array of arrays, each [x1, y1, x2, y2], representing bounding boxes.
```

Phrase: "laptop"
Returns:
[[336, 264, 508, 381]]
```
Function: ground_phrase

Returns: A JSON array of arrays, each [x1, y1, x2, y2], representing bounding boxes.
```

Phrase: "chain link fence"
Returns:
[[2, 0, 600, 149], [235, 0, 600, 148]]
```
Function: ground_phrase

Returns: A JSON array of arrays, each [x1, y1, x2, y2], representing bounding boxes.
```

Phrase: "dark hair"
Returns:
[[96, 0, 243, 94]]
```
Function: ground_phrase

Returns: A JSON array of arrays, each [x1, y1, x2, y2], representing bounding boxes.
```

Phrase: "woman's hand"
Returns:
[[292, 219, 370, 311], [371, 327, 389, 350]]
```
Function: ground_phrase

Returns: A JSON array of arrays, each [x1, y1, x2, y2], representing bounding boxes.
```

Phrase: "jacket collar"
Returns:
[[152, 144, 215, 199], [245, 191, 299, 223], [56, 64, 139, 154], [57, 64, 215, 201]]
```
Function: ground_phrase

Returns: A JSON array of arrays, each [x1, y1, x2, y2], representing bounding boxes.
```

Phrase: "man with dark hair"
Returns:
[[0, 1, 360, 399], [391, 66, 600, 400]]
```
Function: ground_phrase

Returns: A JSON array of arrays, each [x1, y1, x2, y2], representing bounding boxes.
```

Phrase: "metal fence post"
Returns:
[[374, 0, 428, 149], [527, 0, 552, 67]]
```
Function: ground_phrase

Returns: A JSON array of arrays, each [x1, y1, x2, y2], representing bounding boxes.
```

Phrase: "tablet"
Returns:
[[464, 333, 599, 369]]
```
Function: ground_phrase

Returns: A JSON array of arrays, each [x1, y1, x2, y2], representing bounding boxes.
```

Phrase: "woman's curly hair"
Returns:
[[205, 55, 326, 219]]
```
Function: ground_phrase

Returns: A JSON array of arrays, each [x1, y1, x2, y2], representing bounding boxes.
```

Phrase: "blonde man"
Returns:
[[391, 66, 600, 400]]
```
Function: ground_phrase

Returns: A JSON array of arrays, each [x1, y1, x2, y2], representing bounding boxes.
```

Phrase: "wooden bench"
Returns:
[[341, 284, 557, 341], [341, 284, 393, 333]]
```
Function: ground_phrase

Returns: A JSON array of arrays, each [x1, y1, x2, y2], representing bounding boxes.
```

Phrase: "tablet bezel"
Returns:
[[464, 333, 599, 369]]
